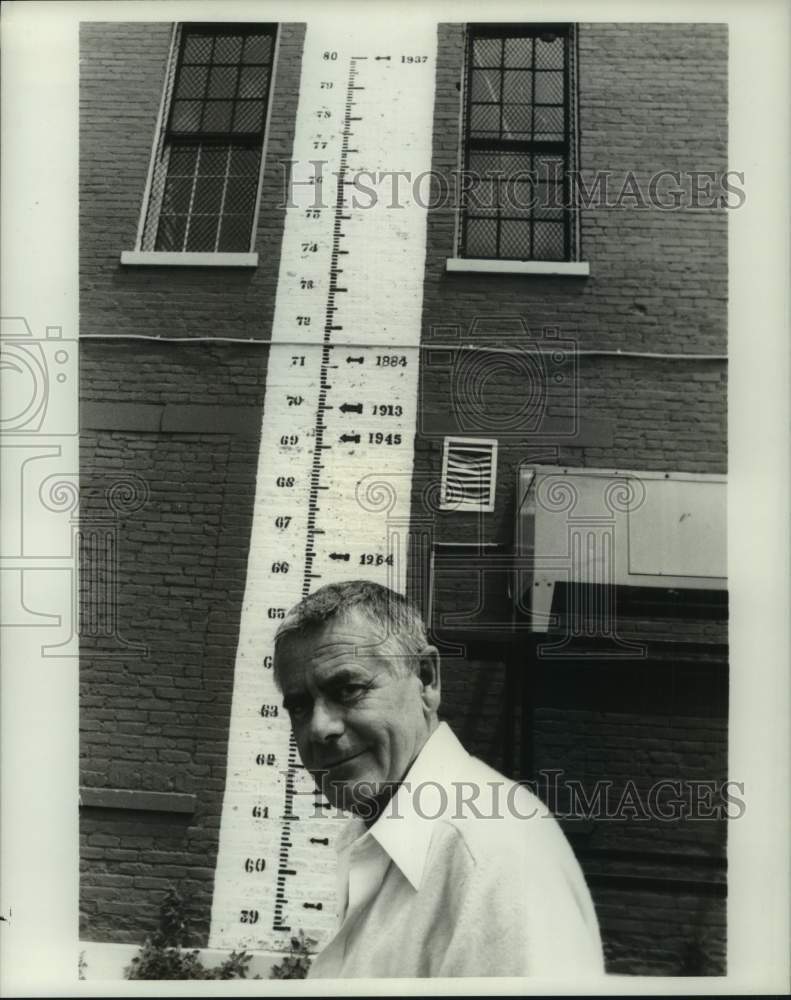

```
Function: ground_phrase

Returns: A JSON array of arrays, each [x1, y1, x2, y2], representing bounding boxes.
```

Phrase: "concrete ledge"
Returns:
[[446, 258, 590, 276], [79, 787, 196, 814], [79, 941, 283, 980], [120, 251, 258, 267]]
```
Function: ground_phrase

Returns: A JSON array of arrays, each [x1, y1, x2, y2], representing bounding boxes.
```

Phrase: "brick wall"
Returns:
[[80, 21, 305, 340], [423, 22, 728, 354], [412, 20, 729, 543], [79, 18, 730, 976], [410, 22, 729, 976], [533, 661, 728, 977], [79, 19, 304, 944], [79, 420, 263, 943]]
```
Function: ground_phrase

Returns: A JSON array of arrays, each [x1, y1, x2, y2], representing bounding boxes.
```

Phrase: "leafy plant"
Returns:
[[269, 930, 316, 979], [124, 887, 257, 980], [123, 885, 316, 980]]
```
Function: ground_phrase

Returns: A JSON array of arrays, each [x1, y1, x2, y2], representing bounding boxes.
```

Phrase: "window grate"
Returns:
[[141, 24, 276, 253], [440, 437, 498, 512], [459, 24, 579, 262]]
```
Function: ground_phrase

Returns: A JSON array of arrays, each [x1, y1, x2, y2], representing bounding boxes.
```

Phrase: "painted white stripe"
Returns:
[[208, 22, 438, 953]]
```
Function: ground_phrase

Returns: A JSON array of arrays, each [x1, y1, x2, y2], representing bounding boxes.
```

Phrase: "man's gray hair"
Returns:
[[272, 580, 429, 683]]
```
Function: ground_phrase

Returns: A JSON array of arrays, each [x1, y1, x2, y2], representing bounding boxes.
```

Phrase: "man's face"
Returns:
[[275, 608, 440, 814]]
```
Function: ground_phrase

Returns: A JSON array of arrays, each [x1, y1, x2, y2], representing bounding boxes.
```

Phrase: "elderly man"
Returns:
[[273, 579, 604, 979]]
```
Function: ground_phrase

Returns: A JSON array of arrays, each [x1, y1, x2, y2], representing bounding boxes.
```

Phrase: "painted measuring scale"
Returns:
[[208, 20, 437, 953]]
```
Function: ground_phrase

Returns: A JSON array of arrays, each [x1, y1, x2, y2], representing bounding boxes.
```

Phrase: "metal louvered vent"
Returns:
[[440, 437, 498, 512]]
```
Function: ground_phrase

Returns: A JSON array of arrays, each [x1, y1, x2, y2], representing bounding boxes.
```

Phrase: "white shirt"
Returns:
[[308, 722, 604, 979]]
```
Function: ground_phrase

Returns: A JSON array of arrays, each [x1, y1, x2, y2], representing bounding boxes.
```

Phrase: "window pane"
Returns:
[[175, 65, 208, 99], [502, 70, 532, 103], [467, 154, 506, 210], [168, 145, 199, 175], [464, 217, 498, 257], [208, 65, 238, 98], [499, 219, 531, 258], [501, 103, 534, 138], [155, 215, 187, 251], [531, 220, 565, 259], [232, 101, 265, 133], [471, 69, 501, 102], [218, 214, 253, 251], [504, 36, 533, 68], [183, 34, 213, 64], [185, 214, 219, 251], [534, 70, 564, 104], [466, 176, 500, 211], [472, 36, 502, 67], [223, 177, 258, 215], [533, 105, 565, 140], [504, 178, 536, 216], [243, 33, 273, 64], [198, 147, 230, 176], [213, 35, 243, 64], [193, 176, 225, 215], [229, 146, 261, 176], [239, 65, 269, 98], [534, 33, 565, 69], [201, 101, 233, 132], [161, 175, 194, 214], [470, 103, 500, 134], [171, 100, 203, 132]]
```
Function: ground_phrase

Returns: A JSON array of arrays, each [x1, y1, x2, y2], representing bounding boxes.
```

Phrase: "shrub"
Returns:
[[123, 885, 315, 980], [124, 887, 256, 980]]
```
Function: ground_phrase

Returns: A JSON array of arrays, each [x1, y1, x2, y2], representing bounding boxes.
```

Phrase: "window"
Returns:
[[440, 437, 498, 512], [459, 24, 578, 262], [140, 24, 276, 253]]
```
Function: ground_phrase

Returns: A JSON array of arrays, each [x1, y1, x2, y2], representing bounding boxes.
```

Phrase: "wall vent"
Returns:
[[440, 437, 498, 512]]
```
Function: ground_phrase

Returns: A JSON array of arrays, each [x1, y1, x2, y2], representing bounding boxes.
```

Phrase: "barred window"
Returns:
[[459, 24, 579, 262], [141, 24, 276, 253]]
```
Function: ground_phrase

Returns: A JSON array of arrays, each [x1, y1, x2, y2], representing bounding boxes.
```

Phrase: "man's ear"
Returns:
[[417, 645, 441, 714]]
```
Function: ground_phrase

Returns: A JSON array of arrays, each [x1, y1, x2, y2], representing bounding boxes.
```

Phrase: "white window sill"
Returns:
[[120, 251, 258, 267], [446, 258, 590, 276]]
